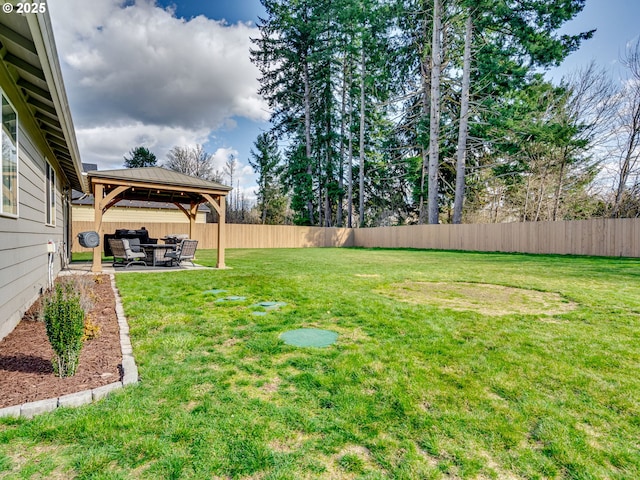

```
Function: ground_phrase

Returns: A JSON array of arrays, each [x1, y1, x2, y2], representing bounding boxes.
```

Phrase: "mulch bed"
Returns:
[[0, 274, 122, 409]]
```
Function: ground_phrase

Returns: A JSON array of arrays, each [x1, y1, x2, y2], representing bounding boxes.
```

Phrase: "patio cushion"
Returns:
[[128, 238, 142, 252], [122, 239, 145, 259]]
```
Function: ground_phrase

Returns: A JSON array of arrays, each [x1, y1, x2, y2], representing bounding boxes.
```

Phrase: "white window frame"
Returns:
[[1, 92, 18, 218], [45, 160, 55, 226]]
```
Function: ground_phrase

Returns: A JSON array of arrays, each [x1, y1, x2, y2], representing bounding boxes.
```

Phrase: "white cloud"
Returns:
[[75, 123, 211, 169], [211, 147, 257, 193], [211, 147, 238, 171], [48, 0, 269, 177]]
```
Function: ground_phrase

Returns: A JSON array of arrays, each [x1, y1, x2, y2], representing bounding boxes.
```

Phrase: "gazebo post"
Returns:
[[90, 183, 128, 273], [189, 201, 198, 240], [91, 183, 104, 273], [202, 193, 226, 269], [217, 195, 226, 269]]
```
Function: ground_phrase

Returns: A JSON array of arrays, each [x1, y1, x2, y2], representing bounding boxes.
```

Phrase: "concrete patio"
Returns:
[[64, 261, 214, 275]]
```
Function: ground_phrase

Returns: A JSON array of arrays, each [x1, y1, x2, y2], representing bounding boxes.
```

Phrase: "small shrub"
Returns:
[[74, 275, 96, 313], [43, 280, 86, 377], [82, 315, 101, 341]]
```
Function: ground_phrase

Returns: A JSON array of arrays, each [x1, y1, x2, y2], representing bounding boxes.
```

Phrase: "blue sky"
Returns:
[[155, 0, 265, 24], [48, 0, 640, 198], [552, 0, 640, 80]]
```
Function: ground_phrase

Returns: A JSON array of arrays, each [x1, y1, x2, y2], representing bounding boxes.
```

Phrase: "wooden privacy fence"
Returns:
[[72, 218, 640, 257], [72, 222, 354, 253], [353, 218, 640, 257]]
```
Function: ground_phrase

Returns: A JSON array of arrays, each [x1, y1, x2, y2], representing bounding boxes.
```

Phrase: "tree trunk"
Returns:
[[303, 59, 315, 225], [418, 55, 430, 224], [359, 45, 366, 227], [453, 13, 472, 224], [326, 87, 333, 227], [523, 176, 532, 221], [613, 144, 638, 217], [337, 54, 348, 227], [317, 157, 323, 227], [325, 148, 331, 226], [534, 168, 548, 222], [428, 0, 442, 225], [348, 93, 354, 228], [552, 151, 567, 221]]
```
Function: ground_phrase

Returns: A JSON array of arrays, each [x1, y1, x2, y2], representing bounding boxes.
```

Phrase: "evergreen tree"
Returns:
[[249, 133, 287, 224], [251, 0, 596, 226], [252, 0, 394, 226], [123, 146, 157, 168], [252, 0, 322, 224]]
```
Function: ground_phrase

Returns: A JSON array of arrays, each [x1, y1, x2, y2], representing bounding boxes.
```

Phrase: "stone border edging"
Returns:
[[0, 274, 138, 419]]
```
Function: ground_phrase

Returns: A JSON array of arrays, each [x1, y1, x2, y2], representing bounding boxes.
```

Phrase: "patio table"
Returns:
[[140, 244, 176, 266]]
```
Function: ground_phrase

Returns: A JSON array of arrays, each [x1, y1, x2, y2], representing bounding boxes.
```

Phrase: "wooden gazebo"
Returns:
[[87, 167, 231, 272]]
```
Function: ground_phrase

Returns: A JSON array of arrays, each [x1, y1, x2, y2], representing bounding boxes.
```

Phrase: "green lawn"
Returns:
[[1, 248, 639, 479]]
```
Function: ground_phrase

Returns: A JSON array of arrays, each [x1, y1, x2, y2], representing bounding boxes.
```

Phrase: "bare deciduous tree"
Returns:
[[164, 144, 219, 181], [611, 40, 640, 217], [550, 62, 618, 220], [223, 155, 238, 214]]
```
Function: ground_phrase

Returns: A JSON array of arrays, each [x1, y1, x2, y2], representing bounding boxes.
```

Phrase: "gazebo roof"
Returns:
[[87, 167, 231, 204]]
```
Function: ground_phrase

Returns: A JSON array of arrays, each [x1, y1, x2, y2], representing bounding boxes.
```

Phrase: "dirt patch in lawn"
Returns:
[[0, 274, 122, 409], [379, 281, 577, 316]]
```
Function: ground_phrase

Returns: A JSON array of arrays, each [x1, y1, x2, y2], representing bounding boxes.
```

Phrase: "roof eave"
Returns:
[[26, 11, 85, 192]]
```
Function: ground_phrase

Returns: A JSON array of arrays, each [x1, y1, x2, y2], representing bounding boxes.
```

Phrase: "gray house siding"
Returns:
[[0, 118, 67, 340], [0, 7, 84, 340]]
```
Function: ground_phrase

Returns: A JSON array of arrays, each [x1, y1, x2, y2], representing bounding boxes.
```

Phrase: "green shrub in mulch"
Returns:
[[43, 280, 86, 377]]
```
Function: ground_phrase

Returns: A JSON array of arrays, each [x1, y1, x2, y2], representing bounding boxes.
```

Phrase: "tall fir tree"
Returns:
[[249, 132, 287, 224]]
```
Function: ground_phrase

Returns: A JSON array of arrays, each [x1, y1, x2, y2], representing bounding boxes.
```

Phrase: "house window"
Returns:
[[46, 161, 55, 225], [1, 94, 18, 217]]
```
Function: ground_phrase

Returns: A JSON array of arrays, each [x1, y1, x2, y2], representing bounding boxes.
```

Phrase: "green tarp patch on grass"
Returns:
[[250, 301, 287, 311], [280, 328, 338, 347], [215, 295, 246, 302]]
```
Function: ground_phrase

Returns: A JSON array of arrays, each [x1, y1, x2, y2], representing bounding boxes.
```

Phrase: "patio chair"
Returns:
[[164, 239, 198, 266], [108, 238, 147, 268]]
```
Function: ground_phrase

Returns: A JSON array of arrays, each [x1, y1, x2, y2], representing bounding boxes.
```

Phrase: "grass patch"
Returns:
[[71, 252, 106, 262], [2, 248, 639, 479], [380, 281, 577, 316]]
